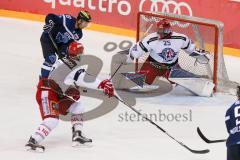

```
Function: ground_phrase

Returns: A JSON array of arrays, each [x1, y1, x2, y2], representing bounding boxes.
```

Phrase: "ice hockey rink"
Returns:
[[0, 17, 240, 160]]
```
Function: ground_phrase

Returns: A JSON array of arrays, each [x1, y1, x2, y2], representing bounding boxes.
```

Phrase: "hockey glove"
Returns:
[[190, 48, 211, 64], [58, 45, 69, 59], [98, 79, 114, 97], [43, 20, 55, 33], [64, 87, 80, 101]]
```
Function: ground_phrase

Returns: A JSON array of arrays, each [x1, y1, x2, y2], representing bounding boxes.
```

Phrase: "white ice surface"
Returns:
[[0, 17, 240, 160]]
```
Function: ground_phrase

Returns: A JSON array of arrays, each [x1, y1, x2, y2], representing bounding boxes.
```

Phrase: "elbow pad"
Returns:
[[129, 43, 146, 59]]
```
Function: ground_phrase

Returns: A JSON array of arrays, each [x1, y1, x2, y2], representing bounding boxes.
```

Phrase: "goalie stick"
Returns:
[[115, 95, 210, 154], [197, 127, 226, 143], [109, 62, 123, 80]]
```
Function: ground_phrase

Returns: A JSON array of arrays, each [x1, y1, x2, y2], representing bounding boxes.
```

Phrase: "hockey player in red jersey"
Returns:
[[25, 41, 114, 152], [127, 19, 213, 96]]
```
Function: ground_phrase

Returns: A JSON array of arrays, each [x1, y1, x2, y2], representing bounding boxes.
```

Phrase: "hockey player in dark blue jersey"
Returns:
[[40, 10, 91, 78], [225, 86, 240, 160]]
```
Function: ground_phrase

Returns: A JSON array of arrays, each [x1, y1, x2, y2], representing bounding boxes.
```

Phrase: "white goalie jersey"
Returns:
[[129, 32, 196, 65]]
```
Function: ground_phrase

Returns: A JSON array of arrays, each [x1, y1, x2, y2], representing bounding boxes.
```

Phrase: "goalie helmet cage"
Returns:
[[136, 11, 238, 93]]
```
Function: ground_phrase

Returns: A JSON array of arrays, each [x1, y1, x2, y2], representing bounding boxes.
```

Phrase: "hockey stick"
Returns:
[[197, 127, 226, 143], [117, 49, 129, 55], [48, 32, 77, 69], [115, 95, 210, 154], [109, 62, 123, 80]]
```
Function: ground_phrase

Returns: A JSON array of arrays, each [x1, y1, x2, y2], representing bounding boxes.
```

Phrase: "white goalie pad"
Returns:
[[129, 84, 159, 92], [169, 77, 215, 97], [169, 67, 214, 97]]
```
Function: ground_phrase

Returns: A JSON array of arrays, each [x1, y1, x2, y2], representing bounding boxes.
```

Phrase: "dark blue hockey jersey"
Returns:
[[41, 13, 83, 55], [225, 100, 240, 147]]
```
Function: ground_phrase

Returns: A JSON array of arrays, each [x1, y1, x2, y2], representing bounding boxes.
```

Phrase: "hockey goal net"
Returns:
[[136, 11, 238, 93]]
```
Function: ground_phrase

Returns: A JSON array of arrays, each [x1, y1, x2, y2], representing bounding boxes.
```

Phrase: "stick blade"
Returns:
[[181, 142, 210, 154], [187, 147, 210, 154], [197, 127, 211, 143], [197, 127, 226, 143]]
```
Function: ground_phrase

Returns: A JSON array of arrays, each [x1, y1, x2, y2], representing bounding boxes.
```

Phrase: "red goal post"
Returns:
[[135, 11, 238, 93]]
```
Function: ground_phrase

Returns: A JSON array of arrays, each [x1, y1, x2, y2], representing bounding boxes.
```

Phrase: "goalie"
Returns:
[[127, 19, 213, 96]]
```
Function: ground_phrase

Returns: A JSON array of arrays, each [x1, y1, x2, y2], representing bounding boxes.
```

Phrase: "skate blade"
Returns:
[[25, 146, 44, 153], [72, 141, 93, 148]]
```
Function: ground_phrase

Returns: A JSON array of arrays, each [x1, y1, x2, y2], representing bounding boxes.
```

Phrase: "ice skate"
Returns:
[[72, 128, 92, 147], [25, 137, 45, 153]]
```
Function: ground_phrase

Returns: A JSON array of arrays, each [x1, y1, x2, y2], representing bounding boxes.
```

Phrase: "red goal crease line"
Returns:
[[0, 9, 239, 58]]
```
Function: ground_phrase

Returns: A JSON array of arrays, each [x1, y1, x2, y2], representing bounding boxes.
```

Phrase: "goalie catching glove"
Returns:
[[189, 48, 211, 64], [98, 79, 114, 97]]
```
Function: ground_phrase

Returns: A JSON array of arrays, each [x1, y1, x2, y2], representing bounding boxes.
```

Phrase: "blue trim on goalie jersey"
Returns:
[[147, 36, 158, 44], [139, 42, 148, 52], [169, 36, 187, 41], [182, 40, 190, 50]]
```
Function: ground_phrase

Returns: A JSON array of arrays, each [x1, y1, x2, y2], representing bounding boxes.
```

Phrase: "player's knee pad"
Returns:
[[68, 102, 84, 115], [42, 117, 59, 131]]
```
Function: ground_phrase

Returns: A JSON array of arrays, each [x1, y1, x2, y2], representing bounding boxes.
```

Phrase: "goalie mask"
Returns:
[[156, 19, 172, 39], [68, 41, 84, 61]]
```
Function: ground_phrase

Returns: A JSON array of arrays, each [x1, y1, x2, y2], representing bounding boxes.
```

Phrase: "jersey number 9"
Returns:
[[234, 106, 240, 126]]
